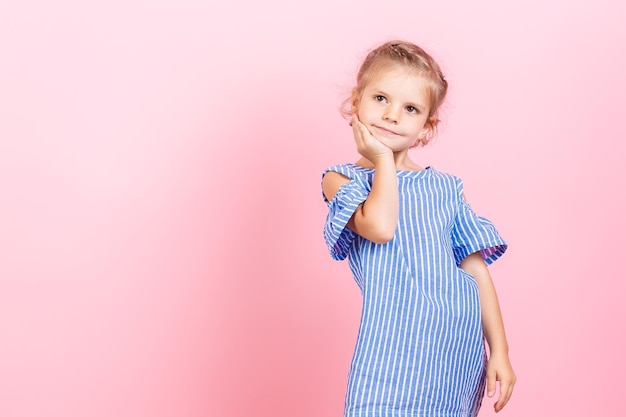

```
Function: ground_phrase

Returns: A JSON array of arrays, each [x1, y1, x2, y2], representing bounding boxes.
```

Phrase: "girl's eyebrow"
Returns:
[[368, 88, 388, 96]]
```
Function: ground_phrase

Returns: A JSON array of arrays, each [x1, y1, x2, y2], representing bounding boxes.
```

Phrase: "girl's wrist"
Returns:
[[371, 153, 395, 168], [487, 342, 509, 356]]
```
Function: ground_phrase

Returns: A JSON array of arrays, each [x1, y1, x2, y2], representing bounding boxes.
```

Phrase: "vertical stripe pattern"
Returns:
[[322, 163, 507, 417]]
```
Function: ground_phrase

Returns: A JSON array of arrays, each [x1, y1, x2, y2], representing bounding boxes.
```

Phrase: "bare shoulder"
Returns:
[[322, 170, 351, 201]]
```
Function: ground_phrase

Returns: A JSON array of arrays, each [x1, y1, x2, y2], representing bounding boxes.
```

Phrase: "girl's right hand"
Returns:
[[351, 117, 393, 164]]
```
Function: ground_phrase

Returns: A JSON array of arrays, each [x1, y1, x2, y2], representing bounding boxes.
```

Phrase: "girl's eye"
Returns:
[[374, 95, 386, 102], [407, 106, 419, 114]]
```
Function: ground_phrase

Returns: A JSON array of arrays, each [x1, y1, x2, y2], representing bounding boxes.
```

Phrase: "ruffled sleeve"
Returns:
[[451, 179, 507, 266], [322, 165, 371, 261]]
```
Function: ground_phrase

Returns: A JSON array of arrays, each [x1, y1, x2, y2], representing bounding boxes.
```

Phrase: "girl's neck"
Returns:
[[356, 152, 424, 172]]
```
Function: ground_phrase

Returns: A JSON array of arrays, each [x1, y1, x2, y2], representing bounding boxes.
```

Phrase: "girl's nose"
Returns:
[[383, 106, 400, 123]]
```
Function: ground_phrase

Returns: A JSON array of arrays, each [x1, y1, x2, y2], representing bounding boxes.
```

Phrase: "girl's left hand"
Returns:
[[486, 352, 516, 412]]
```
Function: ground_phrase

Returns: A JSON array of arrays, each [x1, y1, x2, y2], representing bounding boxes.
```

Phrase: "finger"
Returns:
[[352, 120, 367, 150], [352, 123, 363, 146], [351, 118, 362, 138], [354, 121, 370, 143], [353, 119, 366, 132], [355, 121, 375, 143], [494, 380, 513, 412], [486, 370, 496, 398]]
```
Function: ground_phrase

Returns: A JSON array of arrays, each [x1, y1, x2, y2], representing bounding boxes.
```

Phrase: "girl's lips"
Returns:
[[373, 125, 399, 136]]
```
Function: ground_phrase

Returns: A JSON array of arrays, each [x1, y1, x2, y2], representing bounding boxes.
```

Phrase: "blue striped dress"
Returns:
[[322, 163, 507, 417]]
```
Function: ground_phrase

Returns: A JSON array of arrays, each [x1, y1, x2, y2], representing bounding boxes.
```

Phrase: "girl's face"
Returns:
[[356, 64, 432, 151]]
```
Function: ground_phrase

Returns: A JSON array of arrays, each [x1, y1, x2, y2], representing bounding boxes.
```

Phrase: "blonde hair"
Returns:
[[341, 40, 448, 144]]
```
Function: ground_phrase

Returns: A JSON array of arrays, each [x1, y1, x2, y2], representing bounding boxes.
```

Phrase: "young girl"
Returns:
[[322, 41, 515, 416]]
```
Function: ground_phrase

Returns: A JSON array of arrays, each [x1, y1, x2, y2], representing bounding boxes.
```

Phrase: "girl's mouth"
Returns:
[[373, 125, 399, 136]]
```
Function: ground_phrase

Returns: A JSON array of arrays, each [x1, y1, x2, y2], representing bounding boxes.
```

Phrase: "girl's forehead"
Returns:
[[366, 62, 424, 83], [365, 65, 429, 95]]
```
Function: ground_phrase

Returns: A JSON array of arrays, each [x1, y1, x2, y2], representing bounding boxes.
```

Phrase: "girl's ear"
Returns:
[[416, 117, 439, 146], [415, 129, 430, 147], [425, 116, 439, 131]]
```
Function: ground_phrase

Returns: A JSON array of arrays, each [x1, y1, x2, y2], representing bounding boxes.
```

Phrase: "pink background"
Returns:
[[1, 1, 624, 416]]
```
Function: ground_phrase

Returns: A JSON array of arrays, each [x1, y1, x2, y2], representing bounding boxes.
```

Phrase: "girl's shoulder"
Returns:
[[417, 168, 466, 197], [429, 168, 462, 182], [322, 162, 372, 180], [321, 163, 373, 203], [429, 169, 472, 199]]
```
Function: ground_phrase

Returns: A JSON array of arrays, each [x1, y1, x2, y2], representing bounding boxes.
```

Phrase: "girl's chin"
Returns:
[[374, 137, 412, 151]]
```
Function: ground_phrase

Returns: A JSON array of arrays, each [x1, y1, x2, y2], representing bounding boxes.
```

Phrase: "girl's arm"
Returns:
[[322, 120, 398, 244], [459, 252, 516, 413]]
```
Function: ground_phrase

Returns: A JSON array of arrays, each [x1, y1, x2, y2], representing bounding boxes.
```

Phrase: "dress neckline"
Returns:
[[347, 163, 434, 178]]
